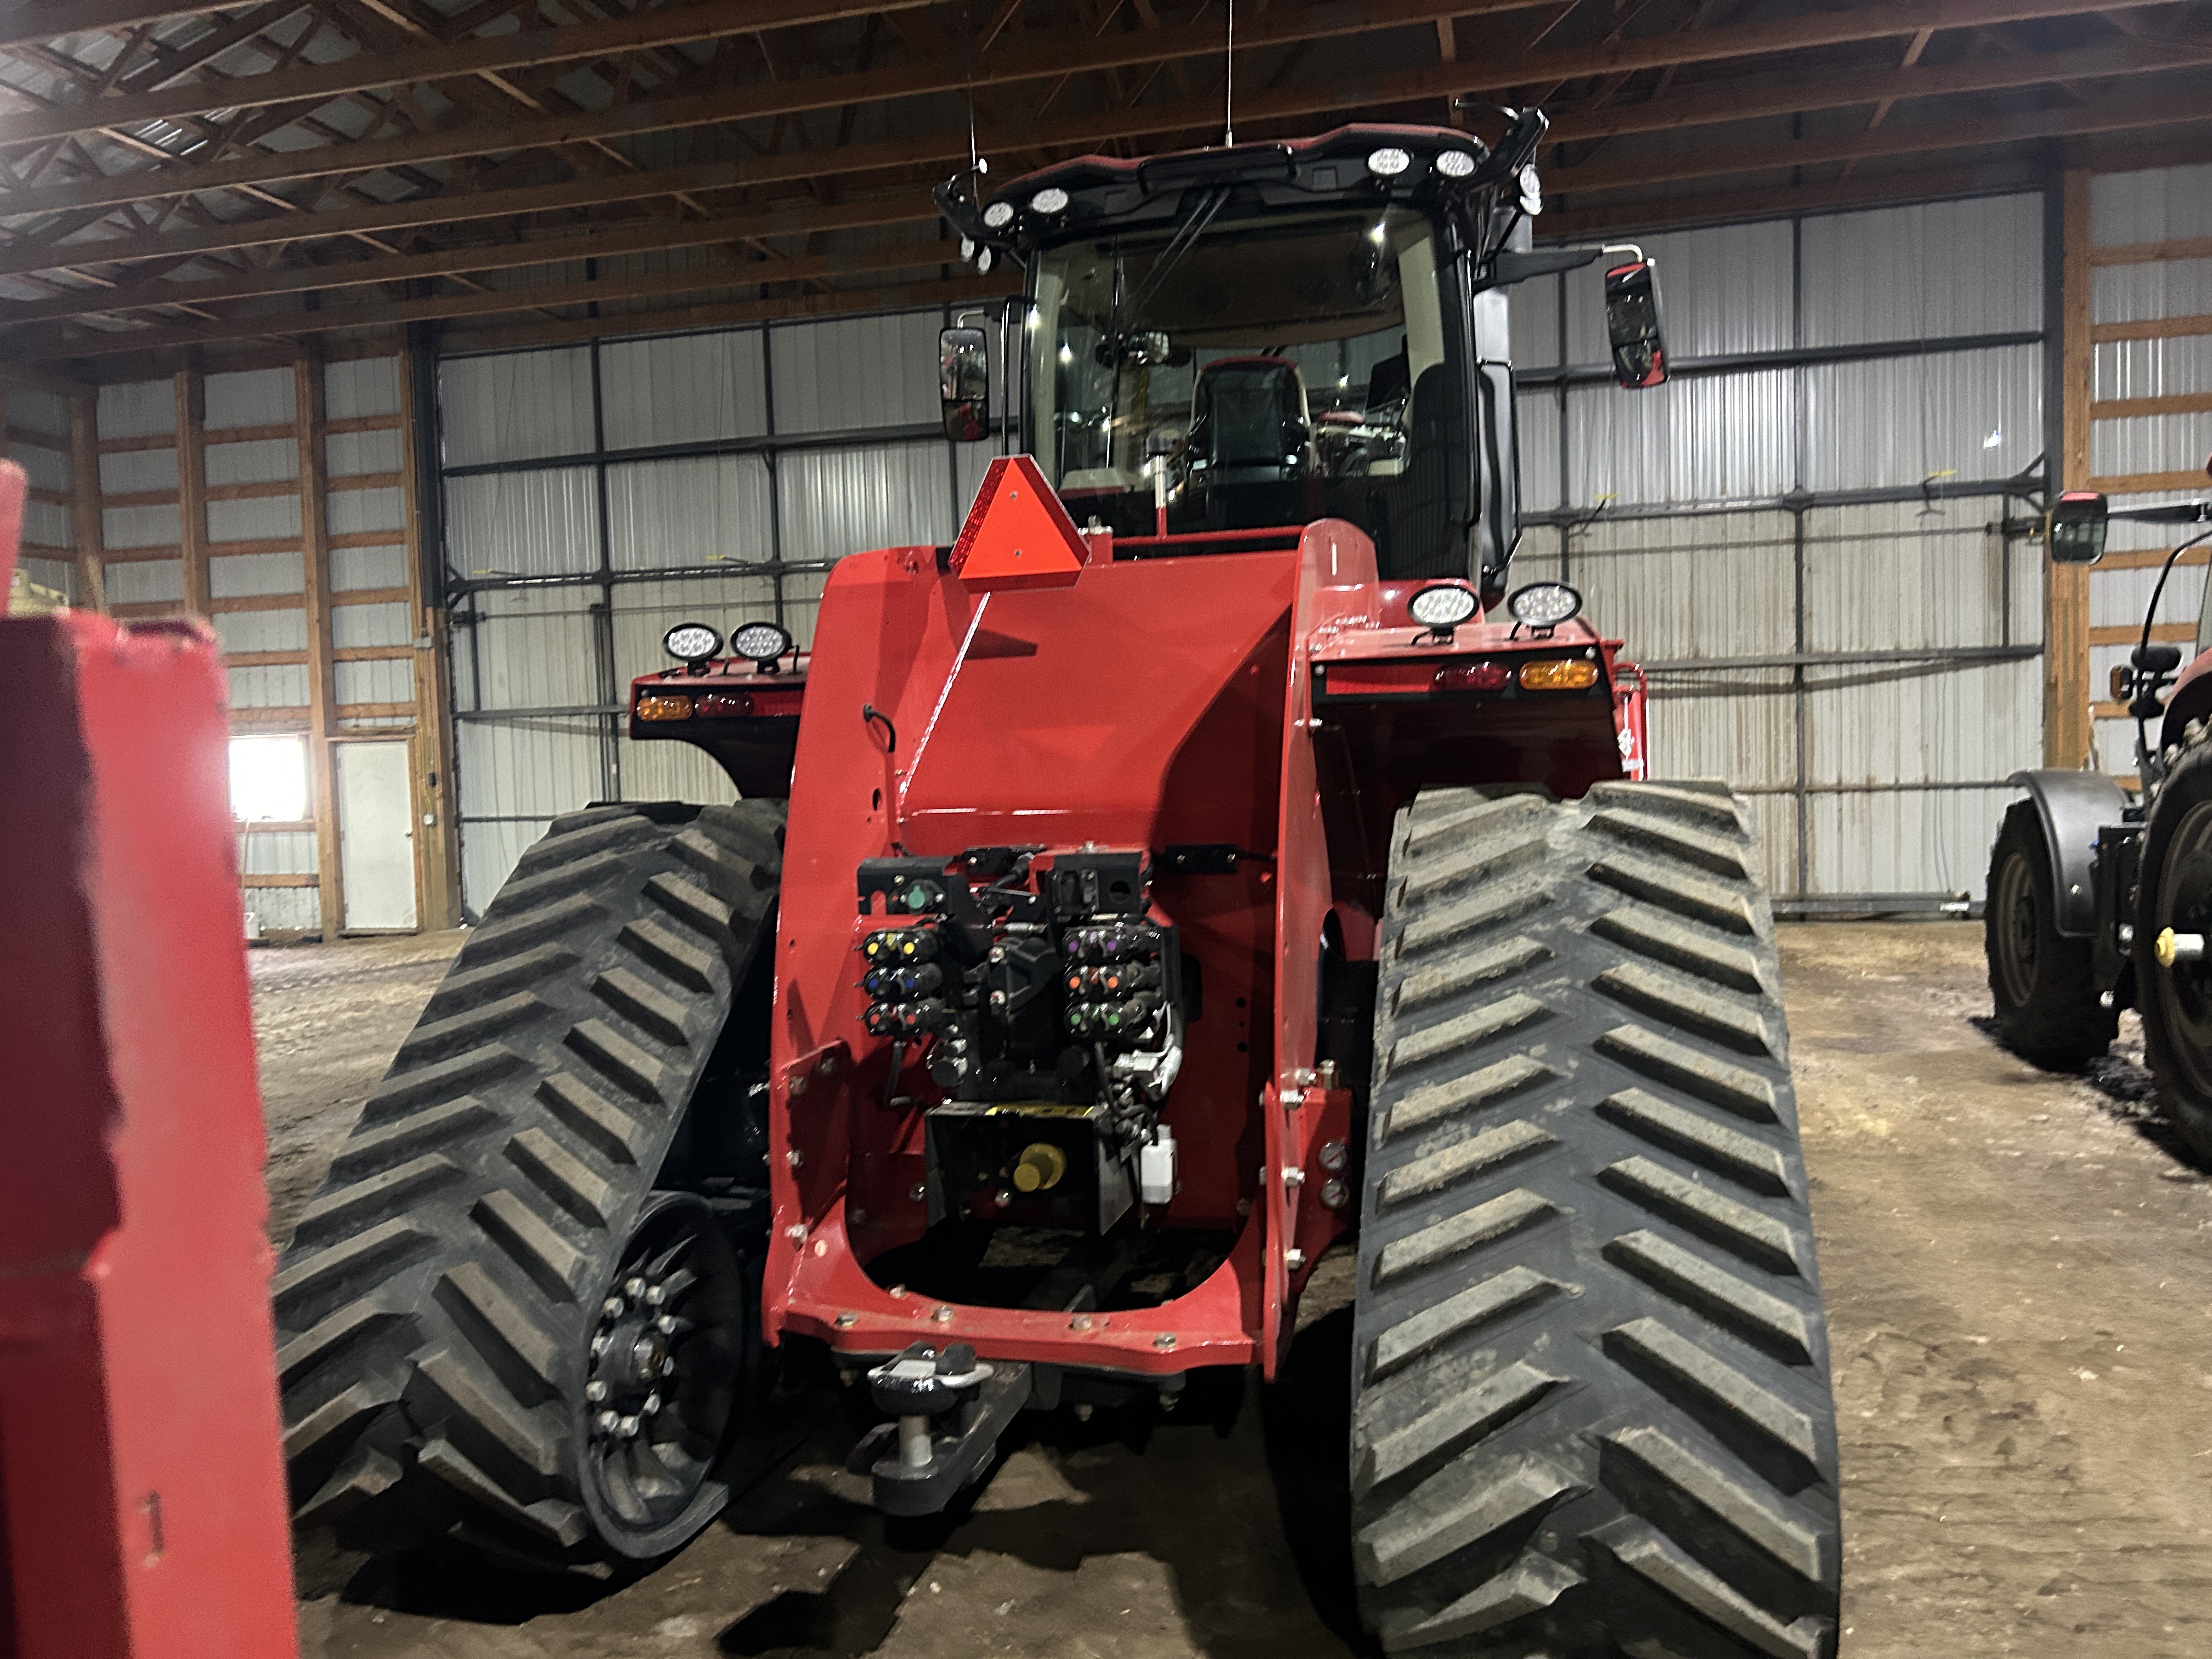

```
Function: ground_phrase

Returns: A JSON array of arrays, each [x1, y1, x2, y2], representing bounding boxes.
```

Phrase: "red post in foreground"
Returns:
[[0, 458, 297, 1659]]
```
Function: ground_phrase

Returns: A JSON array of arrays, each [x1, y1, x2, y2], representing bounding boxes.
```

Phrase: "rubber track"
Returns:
[[273, 801, 784, 1566], [1352, 783, 1839, 1658]]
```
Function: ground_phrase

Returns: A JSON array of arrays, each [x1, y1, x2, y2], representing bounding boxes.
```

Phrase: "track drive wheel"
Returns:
[[1984, 799, 2116, 1068], [273, 800, 785, 1568], [2135, 736, 2212, 1160], [1352, 783, 1841, 1658]]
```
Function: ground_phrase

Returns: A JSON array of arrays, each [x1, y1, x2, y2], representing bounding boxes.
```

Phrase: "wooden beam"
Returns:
[[2095, 545, 2212, 572], [398, 343, 459, 932], [0, 185, 935, 286], [2093, 314, 2212, 343], [174, 366, 210, 617], [1547, 88, 2212, 199], [2094, 393, 2212, 420], [2090, 622, 2197, 646], [2048, 168, 2092, 770], [66, 389, 103, 611], [4, 0, 2183, 229], [294, 353, 341, 942], [0, 0, 259, 54], [2091, 235, 2212, 268], [439, 272, 1020, 355], [0, 0, 1434, 151], [26, 236, 968, 357], [1540, 157, 2049, 236], [2089, 469, 2212, 493], [0, 204, 945, 325]]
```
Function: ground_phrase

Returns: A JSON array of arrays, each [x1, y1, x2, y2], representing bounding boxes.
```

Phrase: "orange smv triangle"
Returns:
[[947, 455, 1091, 592]]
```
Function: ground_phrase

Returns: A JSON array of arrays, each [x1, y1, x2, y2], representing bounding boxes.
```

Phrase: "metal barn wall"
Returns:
[[2, 381, 81, 604], [2084, 162, 2212, 785], [441, 309, 1003, 911], [1510, 191, 2050, 910], [77, 356, 454, 939]]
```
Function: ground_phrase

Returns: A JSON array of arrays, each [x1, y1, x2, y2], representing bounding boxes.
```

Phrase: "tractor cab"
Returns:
[[938, 116, 1669, 590]]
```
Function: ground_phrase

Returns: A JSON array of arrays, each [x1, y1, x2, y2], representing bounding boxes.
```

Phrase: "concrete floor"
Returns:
[[253, 923, 2212, 1658]]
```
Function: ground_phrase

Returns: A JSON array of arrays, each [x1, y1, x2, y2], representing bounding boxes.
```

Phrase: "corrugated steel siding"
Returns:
[[207, 494, 302, 544], [439, 349, 597, 466], [1566, 219, 1793, 362], [97, 380, 174, 439], [2095, 336, 2212, 402], [607, 455, 774, 569], [228, 663, 311, 707], [326, 357, 402, 420], [104, 560, 183, 605], [212, 608, 309, 653], [601, 331, 768, 448], [103, 503, 182, 549], [2090, 162, 2212, 247], [336, 657, 414, 706], [770, 311, 941, 431], [9, 386, 70, 437], [330, 487, 407, 535], [100, 447, 178, 494], [777, 439, 953, 562], [238, 829, 315, 876], [20, 500, 69, 550], [204, 437, 297, 487], [1567, 369, 1795, 504], [10, 439, 68, 494], [243, 887, 320, 933], [332, 544, 409, 590], [1802, 345, 2041, 492], [445, 469, 600, 577], [327, 427, 403, 477], [210, 550, 304, 596], [204, 366, 294, 429], [1799, 195, 2042, 345]]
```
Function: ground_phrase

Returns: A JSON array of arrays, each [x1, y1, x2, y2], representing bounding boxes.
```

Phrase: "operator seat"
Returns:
[[1183, 356, 1322, 531], [1375, 364, 1470, 580]]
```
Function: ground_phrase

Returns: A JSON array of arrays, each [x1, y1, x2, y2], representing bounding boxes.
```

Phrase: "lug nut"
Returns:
[[657, 1314, 678, 1335], [585, 1380, 609, 1402], [596, 1410, 620, 1433], [603, 1297, 624, 1318], [1285, 1248, 1307, 1270], [625, 1277, 647, 1298], [642, 1392, 662, 1416], [618, 1415, 641, 1438], [2159, 928, 2207, 967]]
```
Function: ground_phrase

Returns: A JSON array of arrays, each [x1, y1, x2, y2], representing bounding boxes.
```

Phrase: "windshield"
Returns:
[[1025, 208, 1467, 569]]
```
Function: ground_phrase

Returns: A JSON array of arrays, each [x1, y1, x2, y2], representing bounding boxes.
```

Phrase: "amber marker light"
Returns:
[[636, 693, 695, 721], [1519, 659, 1599, 691]]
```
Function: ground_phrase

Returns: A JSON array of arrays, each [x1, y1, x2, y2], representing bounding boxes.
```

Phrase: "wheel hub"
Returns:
[[586, 1276, 685, 1442]]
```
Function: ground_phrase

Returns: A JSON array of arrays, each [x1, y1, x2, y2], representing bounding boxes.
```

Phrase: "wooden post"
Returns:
[[398, 346, 462, 930], [295, 357, 343, 943], [174, 368, 211, 619], [68, 392, 104, 612], [2045, 167, 2094, 770]]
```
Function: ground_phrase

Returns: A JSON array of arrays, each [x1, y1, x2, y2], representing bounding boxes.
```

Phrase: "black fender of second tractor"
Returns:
[[2006, 768, 2130, 939]]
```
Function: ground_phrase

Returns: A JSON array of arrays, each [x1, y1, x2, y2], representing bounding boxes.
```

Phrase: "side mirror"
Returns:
[[2049, 490, 2109, 564], [939, 325, 990, 443], [1604, 257, 1667, 390]]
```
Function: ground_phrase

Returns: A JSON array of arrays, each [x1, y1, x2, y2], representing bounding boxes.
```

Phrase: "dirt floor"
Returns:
[[253, 922, 2212, 1658]]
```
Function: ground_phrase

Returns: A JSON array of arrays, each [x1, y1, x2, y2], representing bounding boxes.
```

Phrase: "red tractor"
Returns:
[[1984, 472, 2212, 1141], [275, 116, 1839, 1658]]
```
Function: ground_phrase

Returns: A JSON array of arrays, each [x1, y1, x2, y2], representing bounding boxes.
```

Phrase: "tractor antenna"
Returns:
[[1222, 0, 1235, 146]]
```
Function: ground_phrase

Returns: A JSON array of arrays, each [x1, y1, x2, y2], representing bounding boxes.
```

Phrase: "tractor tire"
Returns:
[[1984, 799, 2115, 1068], [2134, 733, 2212, 1161], [273, 799, 785, 1569], [1351, 782, 1840, 1659]]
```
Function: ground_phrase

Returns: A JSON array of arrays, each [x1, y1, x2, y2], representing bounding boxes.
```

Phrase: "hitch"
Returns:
[[861, 1341, 1033, 1516]]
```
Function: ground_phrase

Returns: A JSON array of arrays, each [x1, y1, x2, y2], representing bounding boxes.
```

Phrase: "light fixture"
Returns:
[[729, 620, 793, 665], [1369, 221, 1388, 246], [1519, 163, 1543, 216], [976, 247, 994, 274], [1059, 343, 1074, 363], [1409, 584, 1479, 629], [959, 236, 975, 260], [663, 621, 723, 664], [1030, 186, 1070, 213], [1436, 149, 1477, 178], [1519, 658, 1599, 691], [1365, 147, 1412, 177], [983, 200, 1014, 229], [1508, 582, 1582, 629]]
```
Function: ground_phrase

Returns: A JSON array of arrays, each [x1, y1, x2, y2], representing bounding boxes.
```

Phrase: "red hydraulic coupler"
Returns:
[[0, 462, 297, 1659]]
